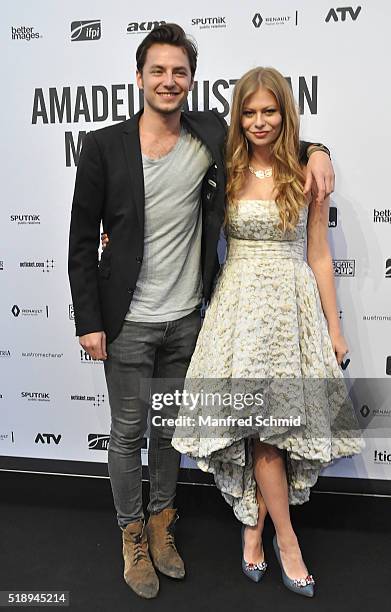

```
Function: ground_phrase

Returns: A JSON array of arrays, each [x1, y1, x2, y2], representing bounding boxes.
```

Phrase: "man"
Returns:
[[68, 23, 334, 599]]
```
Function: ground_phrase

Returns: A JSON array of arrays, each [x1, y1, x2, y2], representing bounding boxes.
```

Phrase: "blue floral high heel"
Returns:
[[273, 535, 315, 597], [241, 525, 267, 583]]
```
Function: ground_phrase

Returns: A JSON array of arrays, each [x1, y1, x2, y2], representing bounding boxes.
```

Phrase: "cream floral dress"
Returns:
[[172, 200, 363, 526]]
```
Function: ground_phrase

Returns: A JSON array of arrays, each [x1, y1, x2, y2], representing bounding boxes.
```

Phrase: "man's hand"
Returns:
[[304, 150, 335, 205], [79, 331, 107, 361], [101, 233, 109, 248]]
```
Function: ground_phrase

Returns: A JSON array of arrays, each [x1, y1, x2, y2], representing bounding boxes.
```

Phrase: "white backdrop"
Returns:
[[1, 0, 390, 483]]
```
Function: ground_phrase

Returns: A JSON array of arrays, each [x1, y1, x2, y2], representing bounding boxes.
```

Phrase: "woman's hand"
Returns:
[[101, 233, 109, 249], [329, 328, 349, 366]]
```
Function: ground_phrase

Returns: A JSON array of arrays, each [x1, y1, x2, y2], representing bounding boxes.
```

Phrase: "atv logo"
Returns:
[[35, 433, 62, 444]]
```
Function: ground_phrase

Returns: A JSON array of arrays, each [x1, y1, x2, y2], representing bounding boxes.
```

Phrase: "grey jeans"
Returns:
[[104, 309, 201, 528]]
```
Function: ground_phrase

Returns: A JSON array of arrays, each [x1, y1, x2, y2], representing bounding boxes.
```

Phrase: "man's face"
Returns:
[[136, 43, 193, 115]]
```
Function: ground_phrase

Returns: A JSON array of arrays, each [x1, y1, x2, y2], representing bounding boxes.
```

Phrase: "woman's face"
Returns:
[[241, 86, 282, 151]]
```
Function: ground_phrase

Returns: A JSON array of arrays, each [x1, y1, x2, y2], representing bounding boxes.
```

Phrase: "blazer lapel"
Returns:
[[122, 111, 144, 230]]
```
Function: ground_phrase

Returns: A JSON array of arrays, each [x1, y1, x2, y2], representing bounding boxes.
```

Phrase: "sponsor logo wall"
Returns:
[[1, 0, 390, 482]]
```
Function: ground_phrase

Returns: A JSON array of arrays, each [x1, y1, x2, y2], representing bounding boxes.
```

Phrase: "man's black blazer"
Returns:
[[68, 110, 227, 343]]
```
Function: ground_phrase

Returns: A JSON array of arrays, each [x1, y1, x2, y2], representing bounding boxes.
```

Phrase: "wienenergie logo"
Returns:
[[71, 20, 101, 42]]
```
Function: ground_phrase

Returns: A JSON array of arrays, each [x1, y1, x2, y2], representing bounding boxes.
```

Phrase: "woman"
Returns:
[[171, 67, 363, 597]]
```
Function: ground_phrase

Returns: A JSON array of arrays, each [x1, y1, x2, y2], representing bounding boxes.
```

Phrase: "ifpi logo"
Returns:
[[71, 20, 101, 41], [88, 434, 110, 450]]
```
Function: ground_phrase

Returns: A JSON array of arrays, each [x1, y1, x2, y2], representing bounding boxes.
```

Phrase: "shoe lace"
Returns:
[[165, 516, 178, 550], [132, 533, 148, 565]]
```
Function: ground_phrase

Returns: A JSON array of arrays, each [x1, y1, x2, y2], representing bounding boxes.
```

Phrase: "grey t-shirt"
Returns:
[[125, 127, 212, 323]]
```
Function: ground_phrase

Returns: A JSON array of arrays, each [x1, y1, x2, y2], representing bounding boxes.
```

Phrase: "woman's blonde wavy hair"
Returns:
[[226, 67, 306, 232]]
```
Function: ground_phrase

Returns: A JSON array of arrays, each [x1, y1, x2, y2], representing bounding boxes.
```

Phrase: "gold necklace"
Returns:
[[248, 165, 273, 179]]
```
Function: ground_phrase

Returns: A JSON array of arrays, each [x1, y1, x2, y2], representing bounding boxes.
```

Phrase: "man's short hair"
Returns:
[[136, 23, 198, 77]]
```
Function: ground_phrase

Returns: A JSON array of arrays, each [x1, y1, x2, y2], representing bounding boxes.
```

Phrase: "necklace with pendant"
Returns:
[[248, 165, 273, 179]]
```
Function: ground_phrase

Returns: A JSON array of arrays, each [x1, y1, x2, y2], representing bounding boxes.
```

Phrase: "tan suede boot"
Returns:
[[146, 508, 185, 579], [122, 520, 159, 599]]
